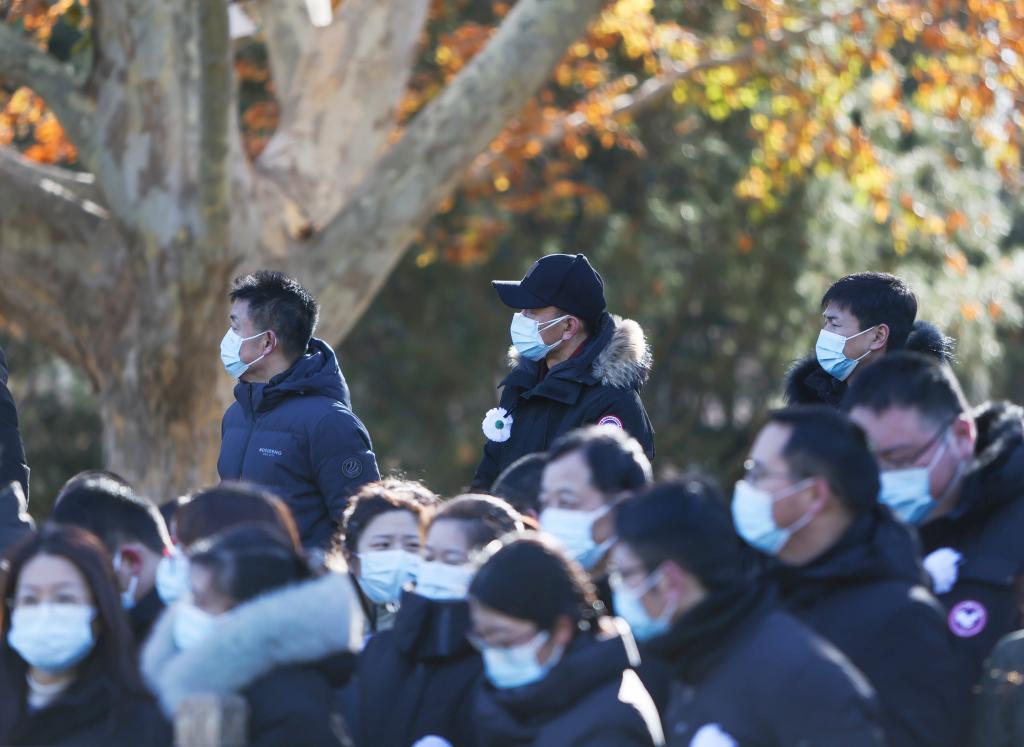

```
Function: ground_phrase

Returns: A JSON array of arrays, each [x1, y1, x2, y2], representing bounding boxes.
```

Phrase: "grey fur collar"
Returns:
[[507, 315, 652, 389], [140, 571, 363, 717]]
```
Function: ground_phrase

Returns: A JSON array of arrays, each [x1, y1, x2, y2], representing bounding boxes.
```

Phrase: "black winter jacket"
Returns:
[[773, 507, 965, 747], [645, 584, 883, 747], [6, 675, 170, 747], [473, 314, 654, 489], [0, 348, 29, 499], [0, 480, 33, 559], [218, 338, 380, 548], [475, 620, 664, 747], [971, 628, 1024, 747], [918, 401, 1024, 687], [351, 592, 481, 747], [142, 572, 364, 747]]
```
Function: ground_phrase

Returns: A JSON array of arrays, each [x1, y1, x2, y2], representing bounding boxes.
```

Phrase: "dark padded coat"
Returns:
[[773, 506, 965, 747], [351, 592, 482, 747], [0, 347, 29, 500], [646, 584, 883, 747], [918, 401, 1024, 688], [474, 620, 664, 747], [472, 313, 654, 490], [142, 572, 364, 747], [218, 338, 380, 548]]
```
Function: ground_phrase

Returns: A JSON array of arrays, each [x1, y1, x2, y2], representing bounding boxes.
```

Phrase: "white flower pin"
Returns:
[[923, 547, 962, 595], [482, 407, 513, 443], [690, 724, 738, 747]]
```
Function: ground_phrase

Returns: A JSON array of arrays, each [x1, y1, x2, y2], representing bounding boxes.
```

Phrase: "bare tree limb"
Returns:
[[0, 147, 107, 223], [256, 0, 431, 227], [0, 23, 97, 168], [297, 0, 612, 341]]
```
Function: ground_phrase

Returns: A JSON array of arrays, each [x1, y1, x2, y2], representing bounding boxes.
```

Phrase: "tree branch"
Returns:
[[295, 0, 612, 342], [255, 0, 432, 227], [0, 23, 97, 169]]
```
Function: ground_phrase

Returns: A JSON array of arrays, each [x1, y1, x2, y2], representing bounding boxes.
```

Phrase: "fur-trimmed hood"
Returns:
[[951, 401, 1024, 520], [141, 571, 364, 717], [507, 313, 652, 390]]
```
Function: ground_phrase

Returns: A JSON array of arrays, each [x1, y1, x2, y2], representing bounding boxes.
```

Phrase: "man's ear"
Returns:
[[871, 323, 890, 351], [117, 543, 146, 574]]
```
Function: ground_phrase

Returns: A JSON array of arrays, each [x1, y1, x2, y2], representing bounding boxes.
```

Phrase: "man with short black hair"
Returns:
[[217, 271, 380, 549], [612, 478, 885, 745], [844, 351, 1024, 687], [539, 424, 651, 575], [785, 271, 952, 406], [733, 405, 964, 747], [52, 474, 172, 643], [490, 452, 546, 519], [472, 253, 654, 489]]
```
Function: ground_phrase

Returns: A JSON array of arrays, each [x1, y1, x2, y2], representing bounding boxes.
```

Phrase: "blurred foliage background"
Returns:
[[2, 0, 1023, 516]]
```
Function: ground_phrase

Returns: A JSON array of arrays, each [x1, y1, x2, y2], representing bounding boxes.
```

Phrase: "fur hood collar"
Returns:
[[141, 571, 363, 717], [507, 314, 652, 390]]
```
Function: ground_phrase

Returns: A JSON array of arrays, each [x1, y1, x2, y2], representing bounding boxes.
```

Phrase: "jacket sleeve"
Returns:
[[585, 389, 655, 460], [471, 439, 502, 491], [310, 405, 380, 524], [0, 347, 29, 499]]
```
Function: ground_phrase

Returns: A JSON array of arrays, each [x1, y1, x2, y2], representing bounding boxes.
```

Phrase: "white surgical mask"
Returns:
[[357, 549, 421, 606], [539, 505, 613, 570], [8, 604, 97, 674], [155, 547, 191, 605], [610, 569, 672, 642], [481, 630, 563, 689], [880, 431, 954, 525], [815, 326, 876, 381], [220, 328, 269, 379], [731, 478, 816, 555], [510, 313, 570, 361], [173, 601, 221, 652], [112, 549, 139, 610], [414, 561, 475, 601]]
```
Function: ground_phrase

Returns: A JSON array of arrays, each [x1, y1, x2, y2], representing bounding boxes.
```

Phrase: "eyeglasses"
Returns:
[[742, 459, 793, 485], [875, 420, 953, 471]]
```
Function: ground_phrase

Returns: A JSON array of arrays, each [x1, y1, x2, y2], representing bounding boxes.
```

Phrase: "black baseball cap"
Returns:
[[492, 253, 606, 320]]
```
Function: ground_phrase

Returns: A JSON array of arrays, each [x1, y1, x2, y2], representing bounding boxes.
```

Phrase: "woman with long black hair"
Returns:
[[0, 524, 170, 746]]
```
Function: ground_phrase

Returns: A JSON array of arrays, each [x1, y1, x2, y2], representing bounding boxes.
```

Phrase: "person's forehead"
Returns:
[[750, 422, 792, 464], [822, 302, 859, 325], [848, 405, 932, 447], [426, 519, 470, 551], [541, 451, 593, 488], [365, 509, 420, 537], [470, 599, 532, 632], [523, 305, 560, 317], [18, 553, 88, 590]]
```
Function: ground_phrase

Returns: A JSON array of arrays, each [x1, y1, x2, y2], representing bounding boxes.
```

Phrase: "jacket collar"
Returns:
[[501, 314, 652, 404], [141, 571, 364, 717], [783, 353, 846, 407], [392, 592, 475, 660], [231, 337, 352, 414]]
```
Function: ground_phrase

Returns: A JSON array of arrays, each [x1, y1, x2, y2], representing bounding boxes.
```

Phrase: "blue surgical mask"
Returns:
[[8, 604, 97, 674], [880, 433, 952, 525], [156, 547, 191, 605], [414, 561, 475, 601], [539, 505, 613, 570], [510, 313, 570, 361], [610, 569, 672, 642], [731, 478, 816, 555], [815, 326, 876, 381], [357, 549, 421, 606], [481, 630, 563, 689], [220, 328, 269, 378]]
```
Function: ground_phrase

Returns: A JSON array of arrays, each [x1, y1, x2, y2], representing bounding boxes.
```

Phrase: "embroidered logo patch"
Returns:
[[258, 447, 283, 458], [949, 599, 988, 638], [341, 457, 363, 479], [597, 415, 624, 429]]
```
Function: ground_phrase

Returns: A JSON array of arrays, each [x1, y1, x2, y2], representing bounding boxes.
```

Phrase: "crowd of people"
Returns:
[[0, 258, 1023, 747]]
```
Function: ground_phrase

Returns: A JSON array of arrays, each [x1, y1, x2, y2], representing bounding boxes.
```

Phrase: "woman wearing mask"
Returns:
[[469, 534, 663, 747], [0, 525, 170, 746], [352, 494, 523, 747], [337, 482, 428, 634], [142, 524, 362, 747], [153, 481, 303, 607]]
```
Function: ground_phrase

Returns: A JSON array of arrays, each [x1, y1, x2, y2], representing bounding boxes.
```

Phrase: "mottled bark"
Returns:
[[0, 0, 611, 498]]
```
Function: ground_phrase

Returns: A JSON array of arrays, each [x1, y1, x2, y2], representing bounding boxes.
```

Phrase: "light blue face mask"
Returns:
[[731, 478, 816, 556], [610, 569, 673, 642], [481, 630, 563, 689], [510, 313, 570, 361], [879, 431, 952, 525], [220, 328, 269, 378], [815, 326, 876, 381]]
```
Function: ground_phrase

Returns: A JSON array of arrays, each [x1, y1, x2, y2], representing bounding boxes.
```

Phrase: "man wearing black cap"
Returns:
[[472, 253, 654, 490]]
